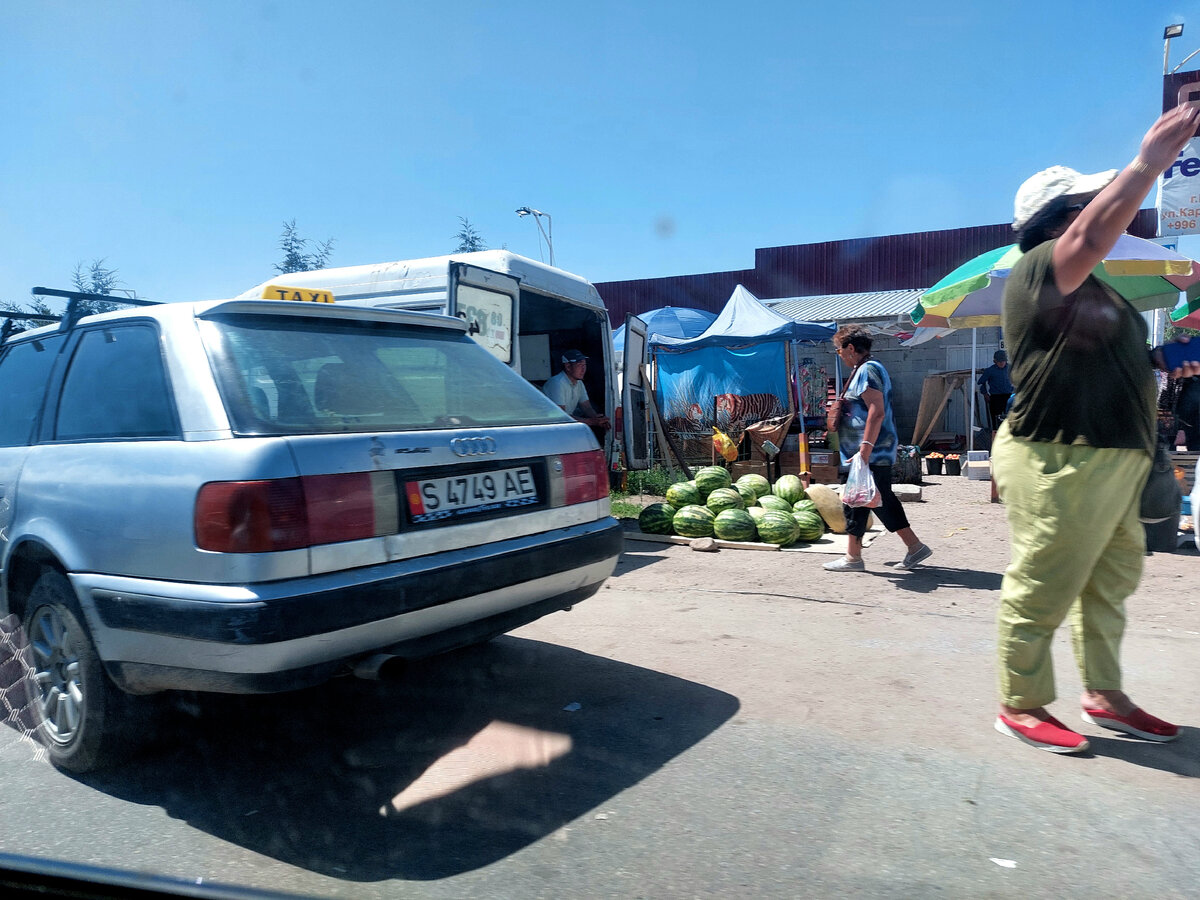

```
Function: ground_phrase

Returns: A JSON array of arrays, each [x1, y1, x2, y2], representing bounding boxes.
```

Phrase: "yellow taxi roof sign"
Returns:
[[260, 284, 336, 304]]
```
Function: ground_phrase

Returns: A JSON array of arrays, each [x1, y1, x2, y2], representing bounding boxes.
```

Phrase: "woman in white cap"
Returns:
[[991, 102, 1200, 754]]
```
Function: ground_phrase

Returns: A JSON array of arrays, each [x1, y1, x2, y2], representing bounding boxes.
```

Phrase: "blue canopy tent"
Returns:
[[650, 285, 834, 456]]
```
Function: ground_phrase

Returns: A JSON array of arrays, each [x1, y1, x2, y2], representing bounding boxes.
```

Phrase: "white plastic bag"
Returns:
[[843, 452, 881, 508]]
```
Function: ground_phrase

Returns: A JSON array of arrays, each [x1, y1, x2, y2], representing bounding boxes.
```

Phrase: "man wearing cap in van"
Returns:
[[978, 349, 1013, 432], [543, 350, 610, 430]]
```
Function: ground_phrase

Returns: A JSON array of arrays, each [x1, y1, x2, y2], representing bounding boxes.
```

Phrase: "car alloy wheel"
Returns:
[[27, 602, 85, 747]]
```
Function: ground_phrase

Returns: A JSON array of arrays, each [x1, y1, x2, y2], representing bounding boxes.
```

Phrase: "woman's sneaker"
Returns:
[[1081, 707, 1180, 742], [995, 714, 1090, 754], [823, 556, 864, 572], [895, 543, 932, 570]]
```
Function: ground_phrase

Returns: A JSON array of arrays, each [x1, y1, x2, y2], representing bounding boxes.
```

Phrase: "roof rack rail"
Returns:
[[29, 287, 163, 333], [0, 310, 62, 344]]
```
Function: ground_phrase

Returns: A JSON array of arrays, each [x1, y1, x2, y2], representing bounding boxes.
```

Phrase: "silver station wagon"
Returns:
[[0, 290, 622, 772]]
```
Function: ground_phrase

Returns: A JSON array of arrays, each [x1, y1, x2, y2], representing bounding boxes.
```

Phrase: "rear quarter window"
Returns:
[[54, 324, 177, 441], [200, 313, 570, 435]]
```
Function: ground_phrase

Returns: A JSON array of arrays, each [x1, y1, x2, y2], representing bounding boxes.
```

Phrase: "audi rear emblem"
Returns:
[[450, 436, 498, 457]]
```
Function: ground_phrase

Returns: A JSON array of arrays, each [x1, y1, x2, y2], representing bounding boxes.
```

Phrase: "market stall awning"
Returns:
[[769, 289, 927, 323]]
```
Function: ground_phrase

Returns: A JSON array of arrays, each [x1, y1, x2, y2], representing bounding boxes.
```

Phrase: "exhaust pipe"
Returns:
[[352, 653, 407, 681]]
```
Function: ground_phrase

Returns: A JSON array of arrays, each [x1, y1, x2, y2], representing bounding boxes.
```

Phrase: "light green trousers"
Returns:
[[991, 425, 1151, 709]]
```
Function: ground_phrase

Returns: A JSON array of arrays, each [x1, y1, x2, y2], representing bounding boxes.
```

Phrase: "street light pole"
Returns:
[[515, 206, 555, 267], [1165, 23, 1185, 74]]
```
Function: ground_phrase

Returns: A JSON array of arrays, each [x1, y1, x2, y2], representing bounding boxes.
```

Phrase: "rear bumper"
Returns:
[[74, 518, 622, 693]]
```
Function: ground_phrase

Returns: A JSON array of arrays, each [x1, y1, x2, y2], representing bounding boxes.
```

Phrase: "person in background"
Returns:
[[991, 101, 1200, 755], [977, 349, 1013, 432], [823, 324, 931, 573], [542, 350, 610, 430], [1174, 375, 1200, 450]]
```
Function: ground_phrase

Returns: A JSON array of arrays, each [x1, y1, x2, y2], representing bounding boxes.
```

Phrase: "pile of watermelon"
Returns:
[[637, 466, 831, 548]]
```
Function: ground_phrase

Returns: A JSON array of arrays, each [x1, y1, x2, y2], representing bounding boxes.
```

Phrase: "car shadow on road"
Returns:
[[73, 637, 739, 882]]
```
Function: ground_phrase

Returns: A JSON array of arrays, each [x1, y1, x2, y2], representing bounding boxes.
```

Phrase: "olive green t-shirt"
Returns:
[[1001, 238, 1156, 455]]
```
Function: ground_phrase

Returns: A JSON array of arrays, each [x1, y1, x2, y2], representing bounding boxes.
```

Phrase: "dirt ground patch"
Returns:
[[615, 472, 1200, 633]]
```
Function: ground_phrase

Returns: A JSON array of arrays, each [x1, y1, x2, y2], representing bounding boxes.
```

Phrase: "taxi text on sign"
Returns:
[[259, 284, 336, 303], [1157, 138, 1200, 236]]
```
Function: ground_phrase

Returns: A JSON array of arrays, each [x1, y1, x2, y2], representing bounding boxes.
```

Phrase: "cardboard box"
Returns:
[[808, 464, 841, 484], [965, 461, 991, 481]]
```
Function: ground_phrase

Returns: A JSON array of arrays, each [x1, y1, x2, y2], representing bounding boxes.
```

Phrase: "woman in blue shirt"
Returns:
[[825, 324, 931, 573]]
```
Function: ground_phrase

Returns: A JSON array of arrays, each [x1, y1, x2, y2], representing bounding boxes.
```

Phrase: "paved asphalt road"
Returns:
[[0, 476, 1196, 898]]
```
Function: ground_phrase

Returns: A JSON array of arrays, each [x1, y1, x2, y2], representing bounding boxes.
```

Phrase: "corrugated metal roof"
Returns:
[[595, 210, 1159, 328], [768, 289, 926, 322]]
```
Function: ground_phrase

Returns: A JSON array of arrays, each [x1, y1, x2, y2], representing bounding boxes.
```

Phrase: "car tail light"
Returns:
[[195, 479, 308, 553], [303, 472, 398, 544], [561, 449, 607, 505], [196, 472, 400, 553]]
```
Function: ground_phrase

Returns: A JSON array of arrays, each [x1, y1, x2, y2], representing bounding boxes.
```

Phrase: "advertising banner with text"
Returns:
[[1158, 137, 1200, 236]]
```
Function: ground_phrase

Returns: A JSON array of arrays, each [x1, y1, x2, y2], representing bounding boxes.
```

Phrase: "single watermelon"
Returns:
[[773, 474, 807, 505], [694, 466, 732, 498], [713, 509, 758, 542], [735, 473, 771, 499], [792, 509, 825, 541], [757, 511, 800, 546], [733, 482, 758, 506], [638, 502, 677, 534], [665, 481, 701, 509], [757, 494, 793, 514], [793, 498, 818, 516], [673, 504, 716, 538], [706, 487, 745, 514]]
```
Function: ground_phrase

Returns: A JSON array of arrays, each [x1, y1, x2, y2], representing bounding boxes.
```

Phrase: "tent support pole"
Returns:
[[968, 328, 977, 453], [640, 364, 693, 480]]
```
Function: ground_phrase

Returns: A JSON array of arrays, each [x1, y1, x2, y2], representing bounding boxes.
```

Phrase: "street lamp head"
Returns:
[[1166, 23, 1184, 40], [515, 207, 532, 217]]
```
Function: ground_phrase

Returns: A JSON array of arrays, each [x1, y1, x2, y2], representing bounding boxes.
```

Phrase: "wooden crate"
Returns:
[[808, 464, 841, 484], [731, 459, 771, 482]]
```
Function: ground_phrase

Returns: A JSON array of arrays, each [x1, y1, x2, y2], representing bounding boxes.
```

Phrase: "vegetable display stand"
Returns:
[[925, 458, 943, 476], [944, 458, 962, 476]]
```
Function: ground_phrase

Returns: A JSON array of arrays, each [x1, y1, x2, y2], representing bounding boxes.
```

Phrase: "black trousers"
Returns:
[[844, 463, 911, 539], [985, 393, 1011, 432]]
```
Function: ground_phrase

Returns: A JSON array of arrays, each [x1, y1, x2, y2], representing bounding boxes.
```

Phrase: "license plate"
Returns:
[[405, 466, 538, 523]]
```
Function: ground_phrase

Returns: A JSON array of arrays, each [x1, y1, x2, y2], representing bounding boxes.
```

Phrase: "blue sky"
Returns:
[[2, 1, 1197, 306]]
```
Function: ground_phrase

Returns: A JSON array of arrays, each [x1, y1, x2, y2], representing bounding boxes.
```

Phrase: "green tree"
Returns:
[[275, 220, 335, 274], [70, 258, 126, 317], [0, 258, 129, 333], [453, 216, 487, 253]]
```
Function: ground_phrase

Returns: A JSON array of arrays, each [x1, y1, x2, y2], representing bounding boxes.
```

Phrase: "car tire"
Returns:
[[24, 570, 133, 773]]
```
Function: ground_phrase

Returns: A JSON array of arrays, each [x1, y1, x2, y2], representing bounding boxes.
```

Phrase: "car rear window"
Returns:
[[200, 313, 571, 435]]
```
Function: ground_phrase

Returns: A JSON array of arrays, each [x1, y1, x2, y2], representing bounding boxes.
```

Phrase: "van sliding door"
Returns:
[[448, 263, 519, 365]]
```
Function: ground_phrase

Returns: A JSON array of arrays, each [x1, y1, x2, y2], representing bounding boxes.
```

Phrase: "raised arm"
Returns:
[[1053, 104, 1200, 295]]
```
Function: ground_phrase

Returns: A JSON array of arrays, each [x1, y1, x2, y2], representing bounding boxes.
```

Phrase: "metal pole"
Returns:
[[968, 328, 977, 453]]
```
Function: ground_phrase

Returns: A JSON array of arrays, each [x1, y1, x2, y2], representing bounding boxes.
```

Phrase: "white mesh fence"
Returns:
[[0, 614, 46, 763]]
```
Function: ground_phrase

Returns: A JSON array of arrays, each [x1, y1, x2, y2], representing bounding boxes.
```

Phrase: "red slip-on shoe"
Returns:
[[1081, 707, 1180, 742], [995, 714, 1090, 754]]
